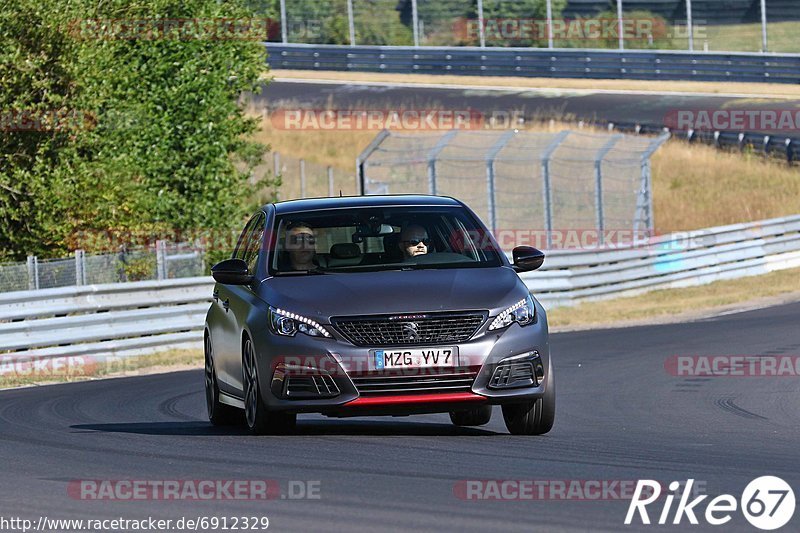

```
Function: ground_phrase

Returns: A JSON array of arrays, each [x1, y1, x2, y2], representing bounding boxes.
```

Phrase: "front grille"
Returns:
[[351, 368, 479, 396], [332, 312, 486, 346]]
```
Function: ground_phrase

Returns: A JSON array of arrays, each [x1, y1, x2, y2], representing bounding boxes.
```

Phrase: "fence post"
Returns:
[[546, 0, 554, 49], [476, 0, 485, 48], [327, 166, 335, 196], [27, 255, 39, 290], [347, 0, 356, 46], [593, 135, 622, 246], [685, 0, 694, 51], [426, 130, 458, 195], [156, 240, 167, 281], [616, 0, 624, 50], [540, 131, 570, 248], [759, 0, 768, 52], [356, 129, 391, 195], [75, 249, 86, 286], [300, 159, 306, 198], [485, 130, 515, 236], [280, 0, 287, 43], [411, 0, 419, 47], [638, 133, 671, 235], [274, 151, 282, 201]]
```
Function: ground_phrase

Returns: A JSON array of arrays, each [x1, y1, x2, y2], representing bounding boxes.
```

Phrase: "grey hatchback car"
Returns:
[[204, 195, 554, 435]]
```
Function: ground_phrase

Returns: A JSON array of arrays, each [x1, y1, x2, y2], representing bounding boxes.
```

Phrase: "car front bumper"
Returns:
[[248, 308, 551, 417]]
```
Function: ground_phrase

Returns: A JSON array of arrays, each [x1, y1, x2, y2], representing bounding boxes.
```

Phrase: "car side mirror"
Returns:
[[211, 258, 253, 285], [512, 246, 545, 272]]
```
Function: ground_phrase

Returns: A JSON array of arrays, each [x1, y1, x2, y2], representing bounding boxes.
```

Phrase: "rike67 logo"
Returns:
[[625, 477, 795, 530]]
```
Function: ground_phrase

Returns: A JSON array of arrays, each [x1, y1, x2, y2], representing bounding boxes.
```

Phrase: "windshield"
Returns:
[[269, 205, 504, 274]]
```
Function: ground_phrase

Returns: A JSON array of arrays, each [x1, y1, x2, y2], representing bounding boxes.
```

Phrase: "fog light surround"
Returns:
[[488, 351, 544, 389]]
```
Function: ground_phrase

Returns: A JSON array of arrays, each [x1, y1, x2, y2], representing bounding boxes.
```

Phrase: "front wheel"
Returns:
[[243, 337, 296, 435], [205, 334, 240, 425], [502, 364, 555, 435]]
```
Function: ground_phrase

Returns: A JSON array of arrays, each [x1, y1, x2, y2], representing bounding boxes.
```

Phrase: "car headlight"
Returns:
[[488, 295, 536, 331], [268, 307, 332, 338]]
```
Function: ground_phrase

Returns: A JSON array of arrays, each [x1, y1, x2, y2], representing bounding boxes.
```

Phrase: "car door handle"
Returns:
[[222, 299, 230, 312], [212, 289, 219, 302]]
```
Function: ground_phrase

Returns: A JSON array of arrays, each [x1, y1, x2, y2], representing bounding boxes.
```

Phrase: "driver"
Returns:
[[398, 225, 430, 258], [284, 221, 317, 270]]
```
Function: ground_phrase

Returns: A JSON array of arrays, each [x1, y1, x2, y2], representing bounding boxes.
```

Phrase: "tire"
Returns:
[[205, 334, 240, 425], [502, 362, 555, 435], [449, 405, 493, 426], [243, 337, 297, 435]]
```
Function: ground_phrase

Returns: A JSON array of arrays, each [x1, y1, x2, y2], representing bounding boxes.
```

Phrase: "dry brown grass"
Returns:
[[547, 267, 800, 328], [267, 70, 800, 99], [651, 142, 800, 232]]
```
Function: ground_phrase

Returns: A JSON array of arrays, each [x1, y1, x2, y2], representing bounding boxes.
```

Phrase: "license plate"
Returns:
[[372, 347, 458, 370]]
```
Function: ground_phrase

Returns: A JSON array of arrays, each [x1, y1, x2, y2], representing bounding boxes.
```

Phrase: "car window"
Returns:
[[242, 213, 265, 273], [233, 212, 265, 272], [269, 206, 503, 274], [233, 215, 257, 261]]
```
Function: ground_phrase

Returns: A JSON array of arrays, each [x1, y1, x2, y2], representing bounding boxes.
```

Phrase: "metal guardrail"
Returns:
[[266, 44, 800, 162], [523, 215, 800, 306], [266, 43, 800, 84], [2, 215, 799, 366]]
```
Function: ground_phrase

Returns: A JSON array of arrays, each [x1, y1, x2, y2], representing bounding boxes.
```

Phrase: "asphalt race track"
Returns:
[[2, 301, 798, 532], [255, 79, 798, 136]]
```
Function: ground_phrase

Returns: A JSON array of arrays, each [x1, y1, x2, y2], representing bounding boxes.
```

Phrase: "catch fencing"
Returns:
[[2, 242, 205, 294], [271, 0, 798, 53], [357, 129, 669, 247]]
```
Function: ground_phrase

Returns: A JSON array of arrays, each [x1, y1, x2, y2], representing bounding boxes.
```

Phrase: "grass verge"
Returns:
[[547, 267, 800, 330], [0, 348, 203, 389], [267, 69, 800, 98]]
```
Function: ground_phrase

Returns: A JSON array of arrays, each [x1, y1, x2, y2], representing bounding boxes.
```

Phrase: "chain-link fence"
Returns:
[[1, 242, 206, 294], [263, 0, 797, 53], [358, 129, 668, 248], [272, 152, 359, 200]]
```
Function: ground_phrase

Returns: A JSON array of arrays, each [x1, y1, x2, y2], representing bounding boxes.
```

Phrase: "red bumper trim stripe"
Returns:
[[344, 392, 487, 407]]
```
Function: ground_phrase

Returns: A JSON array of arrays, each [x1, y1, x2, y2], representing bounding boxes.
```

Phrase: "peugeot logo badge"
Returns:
[[401, 322, 419, 340]]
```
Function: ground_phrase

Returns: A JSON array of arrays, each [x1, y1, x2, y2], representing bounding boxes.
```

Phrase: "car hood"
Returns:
[[260, 266, 526, 320]]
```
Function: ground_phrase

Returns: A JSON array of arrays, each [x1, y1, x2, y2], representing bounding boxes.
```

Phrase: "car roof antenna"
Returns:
[[339, 190, 343, 197]]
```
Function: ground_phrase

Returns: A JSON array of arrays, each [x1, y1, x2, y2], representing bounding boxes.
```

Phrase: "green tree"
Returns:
[[0, 0, 275, 260]]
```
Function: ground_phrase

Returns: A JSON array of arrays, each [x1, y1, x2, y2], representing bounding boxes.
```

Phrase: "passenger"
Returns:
[[285, 221, 317, 270], [398, 225, 430, 258]]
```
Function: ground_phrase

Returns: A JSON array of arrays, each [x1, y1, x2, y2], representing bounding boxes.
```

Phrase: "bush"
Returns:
[[0, 0, 278, 261]]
